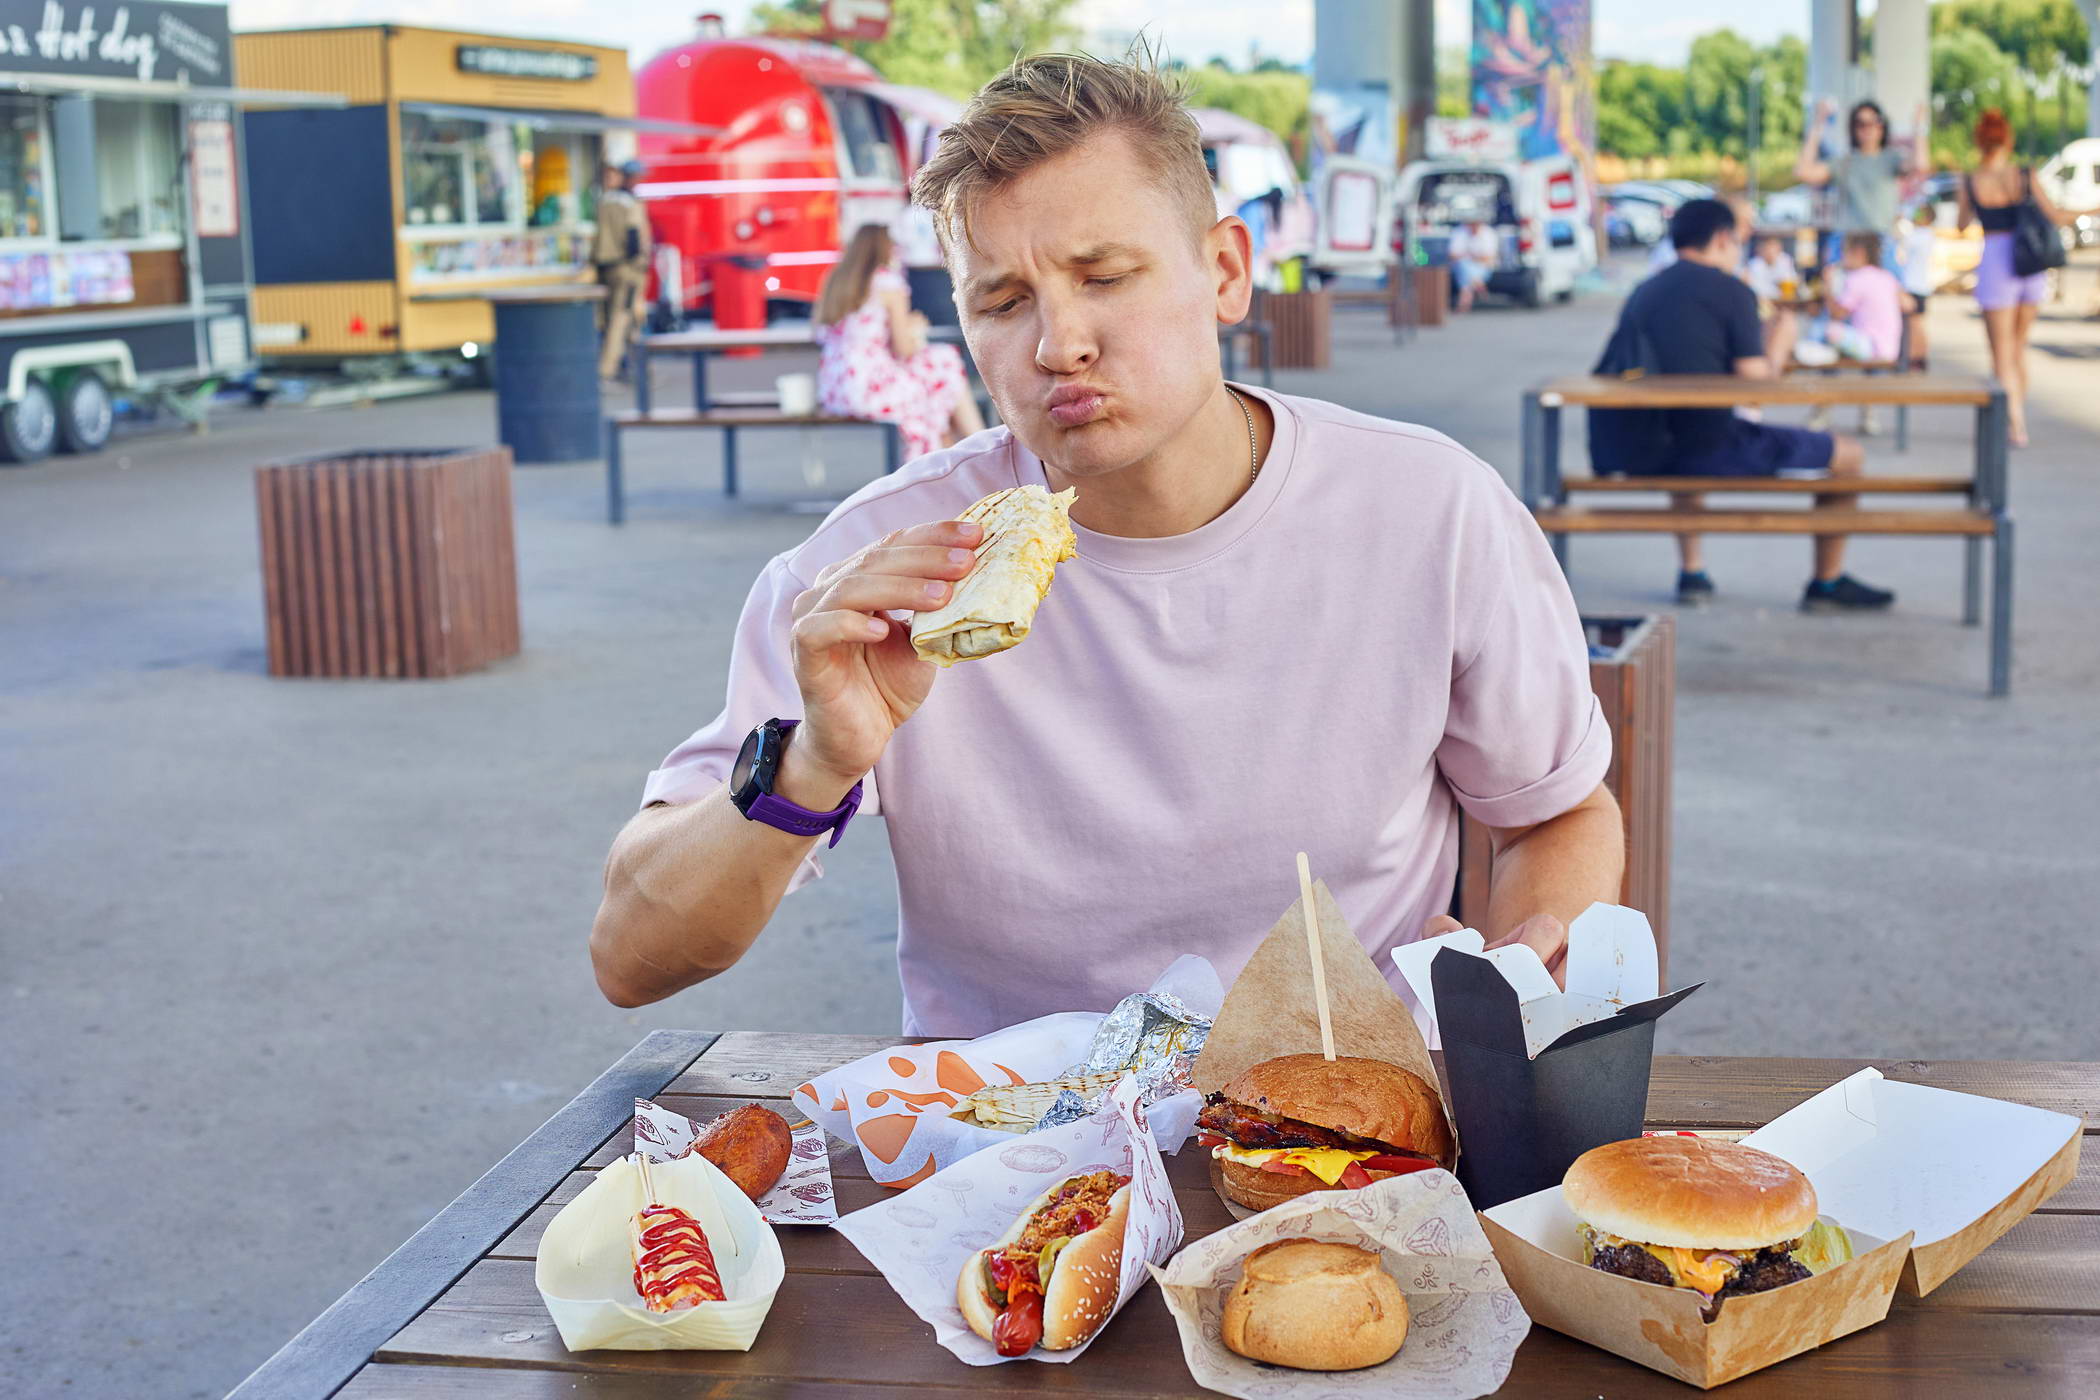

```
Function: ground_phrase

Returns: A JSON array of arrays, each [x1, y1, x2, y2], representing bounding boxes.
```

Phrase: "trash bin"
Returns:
[[1262, 288, 1333, 369], [254, 447, 521, 679], [706, 253, 769, 332], [489, 288, 605, 464], [1455, 614, 1675, 976]]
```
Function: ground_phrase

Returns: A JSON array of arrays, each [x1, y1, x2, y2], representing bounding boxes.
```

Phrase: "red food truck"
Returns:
[[633, 28, 921, 328]]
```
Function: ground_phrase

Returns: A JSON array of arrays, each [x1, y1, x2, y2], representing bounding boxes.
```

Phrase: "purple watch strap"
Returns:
[[742, 784, 862, 848], [746, 720, 863, 848]]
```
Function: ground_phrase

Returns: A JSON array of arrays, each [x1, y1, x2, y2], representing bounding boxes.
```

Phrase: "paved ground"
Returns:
[[5, 252, 2098, 1398]]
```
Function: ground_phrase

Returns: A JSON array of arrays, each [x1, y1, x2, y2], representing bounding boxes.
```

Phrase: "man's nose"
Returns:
[[1033, 295, 1098, 375]]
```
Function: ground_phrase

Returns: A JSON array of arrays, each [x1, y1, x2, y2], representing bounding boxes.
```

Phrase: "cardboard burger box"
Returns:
[[1479, 1067, 2083, 1388], [1393, 905, 1700, 1209]]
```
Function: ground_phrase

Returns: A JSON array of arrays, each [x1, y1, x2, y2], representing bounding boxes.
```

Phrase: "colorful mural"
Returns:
[[1469, 0, 1595, 166]]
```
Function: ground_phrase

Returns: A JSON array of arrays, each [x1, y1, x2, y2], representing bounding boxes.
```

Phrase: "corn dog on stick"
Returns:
[[631, 1203, 725, 1310], [630, 1156, 726, 1312], [910, 485, 1077, 667]]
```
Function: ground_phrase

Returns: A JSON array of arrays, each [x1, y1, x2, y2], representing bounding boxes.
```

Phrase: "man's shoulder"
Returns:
[[777, 428, 1021, 582], [1275, 391, 1504, 491]]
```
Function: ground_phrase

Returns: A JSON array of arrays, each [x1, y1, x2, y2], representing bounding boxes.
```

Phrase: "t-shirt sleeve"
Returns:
[[1723, 280, 1764, 361], [1435, 466, 1612, 829], [640, 554, 883, 892]]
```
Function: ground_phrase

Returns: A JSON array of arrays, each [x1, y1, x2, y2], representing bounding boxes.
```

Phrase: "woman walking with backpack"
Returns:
[[1958, 110, 2093, 446]]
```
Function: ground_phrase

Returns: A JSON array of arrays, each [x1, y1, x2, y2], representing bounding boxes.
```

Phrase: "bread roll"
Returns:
[[1221, 1238, 1408, 1371]]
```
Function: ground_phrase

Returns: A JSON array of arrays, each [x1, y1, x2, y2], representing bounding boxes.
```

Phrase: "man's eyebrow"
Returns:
[[1065, 242, 1144, 267]]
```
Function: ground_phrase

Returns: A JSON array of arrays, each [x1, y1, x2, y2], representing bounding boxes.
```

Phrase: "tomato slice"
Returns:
[[1196, 1132, 1226, 1149], [1362, 1154, 1437, 1175], [1337, 1161, 1374, 1190], [1255, 1157, 1313, 1176]]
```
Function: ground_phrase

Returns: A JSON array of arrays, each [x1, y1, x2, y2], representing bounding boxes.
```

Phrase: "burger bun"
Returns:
[[1221, 1238, 1409, 1370]]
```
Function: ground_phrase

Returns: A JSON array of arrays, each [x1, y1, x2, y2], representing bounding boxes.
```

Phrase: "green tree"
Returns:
[[1931, 28, 2022, 137], [1684, 29, 1759, 155], [1596, 60, 1687, 159], [1181, 67, 1312, 154], [749, 0, 1082, 96], [1928, 0, 2089, 76]]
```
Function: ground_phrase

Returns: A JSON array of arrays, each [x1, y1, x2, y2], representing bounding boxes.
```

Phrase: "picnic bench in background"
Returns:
[[231, 1030, 2100, 1399], [1521, 373, 2014, 696], [605, 322, 940, 521]]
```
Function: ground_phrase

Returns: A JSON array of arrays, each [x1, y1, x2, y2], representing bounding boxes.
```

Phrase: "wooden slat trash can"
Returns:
[[1412, 264, 1449, 328], [1263, 288, 1333, 369], [1457, 614, 1675, 976], [255, 447, 521, 679]]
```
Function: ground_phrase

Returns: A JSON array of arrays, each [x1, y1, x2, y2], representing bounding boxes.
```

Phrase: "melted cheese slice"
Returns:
[[1584, 1227, 1740, 1296], [1210, 1142, 1377, 1185]]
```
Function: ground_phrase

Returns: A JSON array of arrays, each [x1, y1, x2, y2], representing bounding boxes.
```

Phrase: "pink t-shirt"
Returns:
[[1834, 264, 1906, 362], [643, 386, 1610, 1035]]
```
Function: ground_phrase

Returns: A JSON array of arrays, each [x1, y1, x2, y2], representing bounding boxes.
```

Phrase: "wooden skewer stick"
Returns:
[[1296, 851, 1336, 1061]]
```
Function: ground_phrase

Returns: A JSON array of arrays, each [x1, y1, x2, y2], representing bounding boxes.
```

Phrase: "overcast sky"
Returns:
[[228, 0, 1816, 73]]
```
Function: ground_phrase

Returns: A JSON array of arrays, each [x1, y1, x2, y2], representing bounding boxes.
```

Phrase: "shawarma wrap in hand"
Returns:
[[910, 485, 1077, 667]]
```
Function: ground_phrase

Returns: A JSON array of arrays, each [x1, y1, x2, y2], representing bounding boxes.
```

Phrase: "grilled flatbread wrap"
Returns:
[[910, 485, 1077, 667]]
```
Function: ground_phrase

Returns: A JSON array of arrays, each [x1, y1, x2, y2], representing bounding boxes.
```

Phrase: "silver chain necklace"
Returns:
[[1226, 387, 1260, 484]]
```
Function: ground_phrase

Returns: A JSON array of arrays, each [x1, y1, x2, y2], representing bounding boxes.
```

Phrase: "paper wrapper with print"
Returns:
[[536, 1153, 786, 1351], [794, 956, 1221, 1187], [832, 1077, 1182, 1365], [1193, 878, 1443, 1112], [1151, 1172, 1529, 1399], [632, 1098, 837, 1226]]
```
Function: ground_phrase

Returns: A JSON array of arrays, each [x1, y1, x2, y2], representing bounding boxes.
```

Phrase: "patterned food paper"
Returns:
[[794, 955, 1222, 1187], [831, 1077, 1183, 1365], [536, 1152, 785, 1351], [1150, 1172, 1530, 1400], [632, 1098, 837, 1226]]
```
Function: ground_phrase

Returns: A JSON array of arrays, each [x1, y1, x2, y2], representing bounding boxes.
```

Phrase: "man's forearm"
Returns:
[[1481, 784, 1626, 940], [589, 752, 860, 1006]]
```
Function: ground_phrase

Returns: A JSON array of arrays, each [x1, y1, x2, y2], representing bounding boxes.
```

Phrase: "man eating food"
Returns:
[[590, 52, 1624, 1035]]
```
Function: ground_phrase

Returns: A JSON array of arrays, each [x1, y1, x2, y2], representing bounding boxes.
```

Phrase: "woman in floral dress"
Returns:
[[815, 225, 985, 459]]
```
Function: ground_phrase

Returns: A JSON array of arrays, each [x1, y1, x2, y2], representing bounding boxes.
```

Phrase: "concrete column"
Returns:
[[1313, 0, 1434, 167], [1875, 0, 1930, 144], [2079, 0, 2100, 138], [1807, 0, 1861, 147]]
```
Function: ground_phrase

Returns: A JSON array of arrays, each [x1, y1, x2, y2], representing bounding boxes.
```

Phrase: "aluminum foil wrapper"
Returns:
[[1033, 988, 1212, 1130]]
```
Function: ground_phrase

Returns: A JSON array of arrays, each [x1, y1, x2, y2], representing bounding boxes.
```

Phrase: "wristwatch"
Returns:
[[730, 718, 862, 848]]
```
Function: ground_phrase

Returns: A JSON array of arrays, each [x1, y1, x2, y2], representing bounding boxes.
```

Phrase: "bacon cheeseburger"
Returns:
[[1564, 1136, 1855, 1318], [957, 1169, 1131, 1355], [1197, 1055, 1455, 1213]]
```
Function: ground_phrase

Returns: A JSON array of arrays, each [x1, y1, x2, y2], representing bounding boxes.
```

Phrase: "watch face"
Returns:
[[731, 725, 762, 798]]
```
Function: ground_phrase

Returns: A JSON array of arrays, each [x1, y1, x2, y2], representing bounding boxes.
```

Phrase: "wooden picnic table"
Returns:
[[235, 1033, 2100, 1398]]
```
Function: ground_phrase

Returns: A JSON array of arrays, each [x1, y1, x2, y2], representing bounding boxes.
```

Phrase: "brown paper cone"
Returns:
[[1193, 880, 1440, 1101]]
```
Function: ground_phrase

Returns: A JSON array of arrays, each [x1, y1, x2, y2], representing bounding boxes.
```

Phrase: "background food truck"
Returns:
[[0, 0, 311, 461], [632, 30, 920, 328], [1397, 119, 1596, 308], [234, 25, 696, 372]]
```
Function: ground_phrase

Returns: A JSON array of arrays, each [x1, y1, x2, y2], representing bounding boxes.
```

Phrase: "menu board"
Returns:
[[189, 117, 239, 238], [405, 229, 590, 283], [0, 249, 134, 310]]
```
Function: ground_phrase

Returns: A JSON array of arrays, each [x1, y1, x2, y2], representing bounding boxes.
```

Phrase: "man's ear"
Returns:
[[1207, 215, 1255, 323]]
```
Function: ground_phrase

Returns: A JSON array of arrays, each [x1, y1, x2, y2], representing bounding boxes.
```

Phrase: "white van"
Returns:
[[1396, 155, 1597, 306], [2040, 139, 2100, 248], [1197, 109, 1396, 284]]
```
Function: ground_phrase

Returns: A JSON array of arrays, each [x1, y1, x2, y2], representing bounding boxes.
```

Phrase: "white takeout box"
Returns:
[[1740, 1067, 2082, 1294], [1392, 902, 1666, 1056], [1478, 1067, 2082, 1388], [535, 1152, 786, 1351]]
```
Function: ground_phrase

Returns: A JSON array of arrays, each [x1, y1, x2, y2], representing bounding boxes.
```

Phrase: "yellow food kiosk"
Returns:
[[235, 25, 686, 366]]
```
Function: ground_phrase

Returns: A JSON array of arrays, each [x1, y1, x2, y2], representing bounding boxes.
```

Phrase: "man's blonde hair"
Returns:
[[911, 51, 1216, 251]]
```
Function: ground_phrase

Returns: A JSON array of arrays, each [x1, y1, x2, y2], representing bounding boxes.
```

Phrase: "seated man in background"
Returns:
[[1449, 218, 1499, 313], [1587, 200, 1893, 613]]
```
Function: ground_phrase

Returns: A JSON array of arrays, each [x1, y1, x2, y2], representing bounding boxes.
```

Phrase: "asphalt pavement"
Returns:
[[5, 251, 2098, 1397]]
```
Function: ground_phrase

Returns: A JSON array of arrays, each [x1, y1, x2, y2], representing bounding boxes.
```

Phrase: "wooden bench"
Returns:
[[1521, 373, 2015, 695], [604, 408, 901, 523]]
